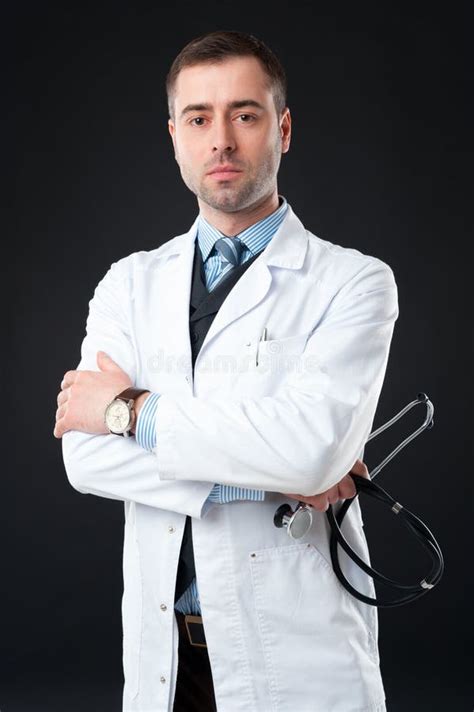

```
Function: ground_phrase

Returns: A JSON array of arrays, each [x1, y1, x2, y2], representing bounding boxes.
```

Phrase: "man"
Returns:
[[55, 30, 398, 712]]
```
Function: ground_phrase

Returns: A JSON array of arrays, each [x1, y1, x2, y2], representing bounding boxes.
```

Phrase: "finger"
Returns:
[[53, 420, 63, 438], [57, 390, 69, 406], [61, 371, 76, 389], [338, 473, 357, 499], [97, 351, 124, 373], [310, 495, 330, 512], [326, 485, 340, 505], [53, 415, 70, 438], [293, 493, 320, 507], [55, 405, 66, 422], [351, 458, 370, 478]]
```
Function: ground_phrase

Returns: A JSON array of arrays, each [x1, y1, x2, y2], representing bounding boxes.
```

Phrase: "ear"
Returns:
[[280, 108, 291, 154], [168, 119, 178, 161]]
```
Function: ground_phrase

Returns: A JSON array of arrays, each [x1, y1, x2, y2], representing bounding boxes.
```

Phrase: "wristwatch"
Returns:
[[104, 387, 149, 437]]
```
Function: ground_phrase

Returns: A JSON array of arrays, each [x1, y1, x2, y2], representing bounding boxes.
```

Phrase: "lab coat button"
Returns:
[[168, 525, 175, 533], [160, 603, 167, 611], [160, 675, 166, 683]]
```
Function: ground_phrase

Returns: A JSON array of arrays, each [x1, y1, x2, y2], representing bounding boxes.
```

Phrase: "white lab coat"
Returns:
[[62, 202, 398, 712]]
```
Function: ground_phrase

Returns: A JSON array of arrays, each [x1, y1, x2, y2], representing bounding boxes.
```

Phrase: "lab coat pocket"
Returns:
[[256, 330, 310, 368], [122, 503, 143, 701], [248, 330, 312, 393], [249, 541, 385, 711]]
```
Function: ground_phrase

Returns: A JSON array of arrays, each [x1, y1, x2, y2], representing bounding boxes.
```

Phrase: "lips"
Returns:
[[207, 165, 242, 175], [207, 166, 242, 180]]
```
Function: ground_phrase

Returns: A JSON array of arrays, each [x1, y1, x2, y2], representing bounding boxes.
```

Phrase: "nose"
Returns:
[[211, 117, 236, 153]]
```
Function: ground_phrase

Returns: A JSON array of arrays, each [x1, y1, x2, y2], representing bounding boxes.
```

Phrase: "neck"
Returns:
[[198, 190, 280, 236]]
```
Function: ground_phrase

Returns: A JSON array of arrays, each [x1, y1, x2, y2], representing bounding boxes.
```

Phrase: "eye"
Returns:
[[189, 114, 256, 127]]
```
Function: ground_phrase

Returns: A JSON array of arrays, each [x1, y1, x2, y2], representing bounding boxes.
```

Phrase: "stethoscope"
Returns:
[[273, 393, 444, 607]]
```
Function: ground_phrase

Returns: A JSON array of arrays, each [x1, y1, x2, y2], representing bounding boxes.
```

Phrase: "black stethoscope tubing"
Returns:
[[326, 392, 444, 607], [274, 392, 445, 607]]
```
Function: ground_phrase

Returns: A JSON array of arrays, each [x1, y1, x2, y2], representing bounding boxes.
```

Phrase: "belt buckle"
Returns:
[[184, 614, 207, 648]]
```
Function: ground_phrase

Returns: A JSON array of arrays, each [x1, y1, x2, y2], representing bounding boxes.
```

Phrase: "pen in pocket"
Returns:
[[256, 327, 268, 367]]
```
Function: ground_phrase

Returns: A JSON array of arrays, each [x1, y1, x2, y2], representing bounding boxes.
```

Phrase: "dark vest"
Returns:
[[174, 239, 263, 604]]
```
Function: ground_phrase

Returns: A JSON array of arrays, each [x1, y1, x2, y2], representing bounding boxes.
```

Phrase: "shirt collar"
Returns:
[[197, 194, 288, 263]]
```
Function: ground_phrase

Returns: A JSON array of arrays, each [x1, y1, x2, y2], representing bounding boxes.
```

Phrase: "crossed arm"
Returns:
[[54, 355, 366, 512], [54, 257, 397, 516]]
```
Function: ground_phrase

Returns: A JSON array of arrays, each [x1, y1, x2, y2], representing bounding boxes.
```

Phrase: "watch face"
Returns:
[[105, 399, 131, 433]]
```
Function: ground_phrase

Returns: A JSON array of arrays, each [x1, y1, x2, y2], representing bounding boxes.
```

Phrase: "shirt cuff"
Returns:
[[207, 484, 266, 504], [135, 392, 161, 452]]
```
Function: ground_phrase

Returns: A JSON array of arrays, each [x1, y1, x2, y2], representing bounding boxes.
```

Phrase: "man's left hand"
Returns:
[[283, 458, 369, 511], [53, 351, 132, 439]]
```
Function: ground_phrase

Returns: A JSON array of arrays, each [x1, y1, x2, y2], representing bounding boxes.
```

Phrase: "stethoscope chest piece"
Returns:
[[274, 502, 313, 539]]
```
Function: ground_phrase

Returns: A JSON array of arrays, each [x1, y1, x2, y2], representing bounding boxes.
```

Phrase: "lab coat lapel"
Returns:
[[189, 239, 209, 314], [196, 203, 309, 350], [189, 247, 263, 323], [149, 217, 198, 390], [157, 203, 309, 376]]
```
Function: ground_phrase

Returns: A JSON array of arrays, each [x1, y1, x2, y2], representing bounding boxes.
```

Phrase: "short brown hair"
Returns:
[[166, 30, 287, 122]]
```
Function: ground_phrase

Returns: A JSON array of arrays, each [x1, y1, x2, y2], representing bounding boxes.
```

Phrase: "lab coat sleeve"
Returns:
[[153, 259, 399, 496], [60, 260, 215, 519], [135, 393, 265, 504]]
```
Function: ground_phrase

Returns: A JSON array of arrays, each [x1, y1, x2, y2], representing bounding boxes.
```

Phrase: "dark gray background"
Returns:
[[5, 3, 471, 710]]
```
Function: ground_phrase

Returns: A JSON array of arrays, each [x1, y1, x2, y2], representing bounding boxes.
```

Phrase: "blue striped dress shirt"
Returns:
[[135, 194, 289, 614]]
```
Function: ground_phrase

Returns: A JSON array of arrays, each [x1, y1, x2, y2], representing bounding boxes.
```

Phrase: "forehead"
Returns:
[[173, 56, 272, 109]]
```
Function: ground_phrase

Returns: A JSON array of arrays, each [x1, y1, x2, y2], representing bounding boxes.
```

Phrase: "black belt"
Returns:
[[176, 611, 208, 648]]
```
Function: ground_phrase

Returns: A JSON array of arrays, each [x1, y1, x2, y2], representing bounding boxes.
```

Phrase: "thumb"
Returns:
[[351, 458, 370, 479], [97, 350, 122, 372]]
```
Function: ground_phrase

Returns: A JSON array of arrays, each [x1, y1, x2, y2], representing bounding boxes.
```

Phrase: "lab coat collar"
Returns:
[[153, 200, 309, 357], [157, 199, 309, 271]]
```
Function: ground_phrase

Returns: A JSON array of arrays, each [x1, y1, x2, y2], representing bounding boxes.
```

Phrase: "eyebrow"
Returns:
[[179, 99, 266, 120]]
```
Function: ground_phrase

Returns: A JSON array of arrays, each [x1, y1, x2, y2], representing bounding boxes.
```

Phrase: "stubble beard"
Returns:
[[180, 135, 282, 214]]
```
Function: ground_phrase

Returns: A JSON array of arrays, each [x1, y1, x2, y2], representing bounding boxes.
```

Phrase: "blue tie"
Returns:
[[208, 236, 245, 291]]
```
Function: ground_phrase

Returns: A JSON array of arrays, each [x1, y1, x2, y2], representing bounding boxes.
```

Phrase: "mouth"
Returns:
[[207, 166, 243, 180], [209, 171, 242, 180]]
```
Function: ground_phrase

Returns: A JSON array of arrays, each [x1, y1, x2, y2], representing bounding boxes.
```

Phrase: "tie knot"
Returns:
[[213, 236, 245, 267]]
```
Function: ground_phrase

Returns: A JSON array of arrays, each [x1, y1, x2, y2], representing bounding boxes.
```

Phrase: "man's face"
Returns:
[[168, 56, 291, 213]]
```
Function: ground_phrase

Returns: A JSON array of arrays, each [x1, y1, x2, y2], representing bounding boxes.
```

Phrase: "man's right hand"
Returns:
[[282, 458, 370, 512]]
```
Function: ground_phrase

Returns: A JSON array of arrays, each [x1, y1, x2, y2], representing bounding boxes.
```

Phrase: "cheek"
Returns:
[[181, 142, 202, 170], [251, 130, 279, 156], [175, 133, 195, 157]]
